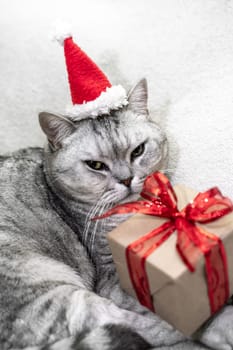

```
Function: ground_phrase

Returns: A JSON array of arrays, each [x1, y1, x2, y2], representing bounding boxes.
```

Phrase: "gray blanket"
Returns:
[[156, 305, 233, 349]]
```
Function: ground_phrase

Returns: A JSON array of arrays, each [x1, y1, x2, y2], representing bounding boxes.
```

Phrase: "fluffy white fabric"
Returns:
[[1, 0, 233, 349], [66, 85, 128, 120]]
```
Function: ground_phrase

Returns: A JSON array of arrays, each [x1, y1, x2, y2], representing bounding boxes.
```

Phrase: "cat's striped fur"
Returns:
[[0, 80, 185, 350]]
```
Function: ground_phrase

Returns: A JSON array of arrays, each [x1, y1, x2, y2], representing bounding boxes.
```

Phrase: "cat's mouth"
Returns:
[[119, 191, 140, 204], [116, 177, 147, 204]]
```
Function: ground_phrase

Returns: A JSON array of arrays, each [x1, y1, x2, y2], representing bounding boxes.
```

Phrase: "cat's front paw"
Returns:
[[199, 306, 233, 350]]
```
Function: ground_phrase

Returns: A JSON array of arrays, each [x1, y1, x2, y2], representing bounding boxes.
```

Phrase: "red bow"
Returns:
[[94, 172, 233, 313]]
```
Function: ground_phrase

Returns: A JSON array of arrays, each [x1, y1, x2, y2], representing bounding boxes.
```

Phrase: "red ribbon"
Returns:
[[94, 172, 233, 314]]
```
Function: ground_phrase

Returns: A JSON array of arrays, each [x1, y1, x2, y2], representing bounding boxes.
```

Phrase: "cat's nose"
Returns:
[[120, 177, 133, 187]]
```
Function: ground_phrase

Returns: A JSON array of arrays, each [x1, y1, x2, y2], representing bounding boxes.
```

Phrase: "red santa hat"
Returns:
[[55, 30, 128, 120]]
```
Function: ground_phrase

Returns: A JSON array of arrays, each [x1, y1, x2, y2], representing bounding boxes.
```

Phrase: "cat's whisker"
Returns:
[[83, 193, 110, 248], [158, 168, 175, 174], [101, 191, 116, 204], [83, 200, 102, 245], [101, 192, 118, 205], [82, 205, 95, 245], [89, 199, 110, 255]]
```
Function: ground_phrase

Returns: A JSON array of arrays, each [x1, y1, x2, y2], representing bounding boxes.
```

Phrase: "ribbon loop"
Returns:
[[141, 172, 178, 213], [185, 187, 233, 223]]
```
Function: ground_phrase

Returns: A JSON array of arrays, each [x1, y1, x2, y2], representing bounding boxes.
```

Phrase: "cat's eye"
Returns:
[[85, 160, 109, 171], [131, 143, 145, 161]]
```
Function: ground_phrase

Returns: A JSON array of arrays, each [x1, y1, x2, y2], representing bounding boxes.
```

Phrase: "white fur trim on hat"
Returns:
[[66, 85, 128, 121]]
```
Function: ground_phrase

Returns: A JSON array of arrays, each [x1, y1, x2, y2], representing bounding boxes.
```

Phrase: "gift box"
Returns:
[[95, 172, 233, 336]]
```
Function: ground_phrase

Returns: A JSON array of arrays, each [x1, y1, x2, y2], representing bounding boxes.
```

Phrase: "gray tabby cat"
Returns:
[[0, 78, 187, 350]]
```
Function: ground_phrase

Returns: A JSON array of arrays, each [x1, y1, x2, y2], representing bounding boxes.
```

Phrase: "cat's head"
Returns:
[[39, 79, 168, 205]]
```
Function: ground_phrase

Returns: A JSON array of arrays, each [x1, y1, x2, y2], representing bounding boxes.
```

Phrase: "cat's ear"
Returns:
[[127, 78, 148, 116], [39, 112, 76, 150]]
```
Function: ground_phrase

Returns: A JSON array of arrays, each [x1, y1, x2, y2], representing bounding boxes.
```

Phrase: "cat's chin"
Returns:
[[118, 192, 140, 204]]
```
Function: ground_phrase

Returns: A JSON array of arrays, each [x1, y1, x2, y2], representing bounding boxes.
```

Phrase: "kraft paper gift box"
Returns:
[[106, 184, 233, 336]]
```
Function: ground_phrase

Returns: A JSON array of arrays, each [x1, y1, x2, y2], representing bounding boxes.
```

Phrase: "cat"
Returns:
[[0, 78, 197, 350]]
